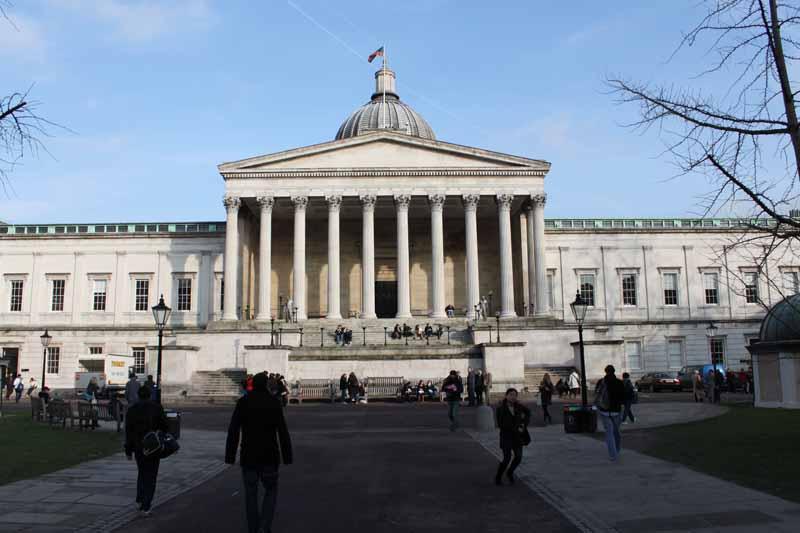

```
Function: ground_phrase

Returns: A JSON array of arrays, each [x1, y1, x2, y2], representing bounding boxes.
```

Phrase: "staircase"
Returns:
[[191, 369, 247, 398], [524, 365, 574, 392]]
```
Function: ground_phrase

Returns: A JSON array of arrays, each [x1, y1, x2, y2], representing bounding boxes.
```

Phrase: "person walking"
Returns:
[[226, 372, 293, 533], [621, 372, 636, 424], [13, 374, 23, 403], [475, 370, 485, 406], [442, 370, 464, 431], [568, 369, 581, 398], [495, 388, 531, 485], [124, 386, 168, 515], [595, 365, 625, 462], [26, 377, 38, 398], [347, 372, 360, 404], [466, 368, 476, 406], [338, 374, 348, 403], [692, 370, 704, 403], [539, 373, 555, 425], [125, 372, 140, 407]]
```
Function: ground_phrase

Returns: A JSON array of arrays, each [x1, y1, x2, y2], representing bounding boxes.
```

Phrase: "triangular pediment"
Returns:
[[218, 131, 549, 174]]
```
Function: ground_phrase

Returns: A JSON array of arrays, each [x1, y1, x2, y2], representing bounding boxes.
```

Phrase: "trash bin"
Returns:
[[165, 409, 181, 440], [563, 405, 597, 433]]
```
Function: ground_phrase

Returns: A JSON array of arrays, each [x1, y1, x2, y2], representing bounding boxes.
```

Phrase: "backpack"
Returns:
[[142, 430, 180, 459], [15, 381, 23, 392], [594, 378, 610, 411]]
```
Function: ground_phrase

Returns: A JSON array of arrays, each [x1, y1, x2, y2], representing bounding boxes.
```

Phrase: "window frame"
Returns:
[[175, 277, 193, 312], [666, 337, 685, 369], [710, 336, 726, 366], [576, 271, 597, 308], [132, 346, 147, 375], [625, 339, 643, 371], [46, 346, 60, 375], [546, 269, 556, 310], [660, 270, 680, 306], [701, 270, 721, 305], [88, 274, 111, 312], [619, 271, 638, 307], [48, 277, 67, 312], [741, 270, 760, 305], [131, 276, 152, 312], [780, 267, 799, 295], [8, 277, 25, 312]]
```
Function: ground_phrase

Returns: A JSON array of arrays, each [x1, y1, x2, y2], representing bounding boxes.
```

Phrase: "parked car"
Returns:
[[677, 364, 728, 391], [635, 372, 682, 392]]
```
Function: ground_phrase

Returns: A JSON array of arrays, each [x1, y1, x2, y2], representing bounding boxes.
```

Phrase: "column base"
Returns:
[[500, 311, 517, 319], [395, 313, 412, 319], [326, 313, 342, 320], [534, 311, 551, 318], [360, 312, 377, 319], [222, 313, 239, 321], [255, 313, 272, 321], [429, 312, 447, 319]]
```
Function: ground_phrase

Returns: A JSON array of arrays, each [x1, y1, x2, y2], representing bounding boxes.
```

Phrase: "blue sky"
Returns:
[[1, 1, 729, 223]]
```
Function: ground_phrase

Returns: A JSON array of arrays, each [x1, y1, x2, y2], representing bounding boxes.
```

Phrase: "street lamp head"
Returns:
[[706, 322, 718, 338], [152, 295, 172, 330], [570, 291, 589, 325], [40, 329, 52, 348], [495, 311, 500, 319]]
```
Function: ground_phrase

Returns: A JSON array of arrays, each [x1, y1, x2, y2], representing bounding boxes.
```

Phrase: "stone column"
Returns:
[[496, 194, 517, 318], [532, 193, 549, 315], [360, 195, 377, 319], [462, 195, 480, 319], [326, 195, 342, 320], [429, 194, 447, 318], [222, 195, 241, 320], [524, 203, 536, 316], [395, 194, 412, 319], [291, 196, 308, 321], [255, 196, 274, 320]]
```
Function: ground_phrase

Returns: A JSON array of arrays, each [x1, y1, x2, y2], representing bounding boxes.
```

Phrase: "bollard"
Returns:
[[476, 404, 495, 432]]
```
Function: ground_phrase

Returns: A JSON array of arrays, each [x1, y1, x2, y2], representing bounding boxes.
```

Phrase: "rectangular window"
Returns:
[[625, 340, 642, 370], [46, 347, 60, 374], [703, 273, 719, 305], [744, 272, 759, 304], [783, 271, 799, 295], [663, 273, 678, 306], [667, 339, 684, 368], [92, 279, 107, 311], [546, 271, 555, 309], [621, 274, 637, 306], [579, 273, 595, 307], [710, 338, 725, 366], [132, 347, 146, 375], [177, 278, 192, 311], [51, 279, 65, 311], [9, 280, 23, 312], [135, 279, 149, 311], [89, 346, 103, 355]]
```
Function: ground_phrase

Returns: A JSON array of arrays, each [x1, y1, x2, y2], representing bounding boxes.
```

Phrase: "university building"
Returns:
[[2, 68, 798, 396]]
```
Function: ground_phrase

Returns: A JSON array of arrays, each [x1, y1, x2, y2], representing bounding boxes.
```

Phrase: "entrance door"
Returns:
[[2, 348, 19, 394], [375, 281, 398, 318]]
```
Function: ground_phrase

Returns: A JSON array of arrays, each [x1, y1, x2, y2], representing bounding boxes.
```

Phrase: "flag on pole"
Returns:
[[368, 46, 384, 63]]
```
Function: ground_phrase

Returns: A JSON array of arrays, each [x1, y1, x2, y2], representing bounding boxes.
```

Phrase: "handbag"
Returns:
[[142, 430, 180, 459], [519, 425, 532, 446]]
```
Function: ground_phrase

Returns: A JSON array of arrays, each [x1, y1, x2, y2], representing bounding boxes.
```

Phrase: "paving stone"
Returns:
[[3, 512, 69, 525], [78, 494, 133, 507]]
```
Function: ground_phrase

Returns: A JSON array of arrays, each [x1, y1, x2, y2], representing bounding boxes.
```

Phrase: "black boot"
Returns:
[[506, 471, 515, 485], [495, 464, 504, 485]]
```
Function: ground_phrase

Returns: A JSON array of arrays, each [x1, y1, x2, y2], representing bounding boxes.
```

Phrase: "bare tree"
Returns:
[[608, 0, 800, 307], [0, 2, 57, 190]]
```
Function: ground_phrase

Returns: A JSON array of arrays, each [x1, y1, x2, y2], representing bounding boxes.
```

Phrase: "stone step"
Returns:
[[524, 366, 574, 389]]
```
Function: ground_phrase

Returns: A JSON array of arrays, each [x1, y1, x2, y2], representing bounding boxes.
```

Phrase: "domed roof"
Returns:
[[758, 293, 800, 343], [335, 68, 435, 141]]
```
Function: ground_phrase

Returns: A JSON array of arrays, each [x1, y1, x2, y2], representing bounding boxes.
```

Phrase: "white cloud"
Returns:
[[0, 13, 47, 62], [48, 0, 214, 43]]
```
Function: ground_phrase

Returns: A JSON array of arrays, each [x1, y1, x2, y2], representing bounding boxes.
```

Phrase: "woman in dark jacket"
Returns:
[[495, 388, 531, 485], [539, 373, 555, 425], [339, 374, 348, 402], [347, 372, 360, 404], [125, 385, 169, 514]]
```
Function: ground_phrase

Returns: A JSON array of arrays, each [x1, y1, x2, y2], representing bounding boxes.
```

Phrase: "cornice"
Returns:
[[221, 168, 547, 179]]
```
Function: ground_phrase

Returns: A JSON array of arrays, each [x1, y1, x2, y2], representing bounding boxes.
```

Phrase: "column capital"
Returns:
[[291, 195, 308, 211], [531, 193, 547, 207], [223, 195, 241, 211], [256, 196, 275, 211], [462, 194, 480, 211], [360, 194, 377, 211], [495, 194, 514, 209], [428, 194, 446, 210], [394, 194, 411, 210], [325, 195, 343, 211]]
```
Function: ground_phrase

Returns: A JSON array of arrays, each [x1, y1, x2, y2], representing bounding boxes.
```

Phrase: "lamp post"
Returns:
[[279, 328, 283, 346], [151, 295, 171, 403], [706, 322, 719, 403], [40, 329, 52, 391], [569, 291, 589, 409], [292, 306, 298, 324], [362, 326, 367, 346], [488, 291, 494, 316], [384, 326, 388, 346], [270, 317, 275, 347], [495, 311, 501, 343], [447, 326, 451, 345], [320, 327, 324, 347], [488, 325, 492, 344], [299, 327, 304, 347]]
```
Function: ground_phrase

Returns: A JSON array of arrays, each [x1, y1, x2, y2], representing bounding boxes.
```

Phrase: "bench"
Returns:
[[46, 399, 76, 429], [289, 379, 334, 404], [365, 377, 404, 401]]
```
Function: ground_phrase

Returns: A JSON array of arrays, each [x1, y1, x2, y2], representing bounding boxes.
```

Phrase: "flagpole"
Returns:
[[382, 44, 387, 129]]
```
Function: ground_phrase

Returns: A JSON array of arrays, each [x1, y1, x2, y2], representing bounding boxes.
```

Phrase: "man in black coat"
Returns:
[[226, 372, 293, 533], [595, 364, 625, 462], [124, 385, 168, 514], [442, 370, 464, 431]]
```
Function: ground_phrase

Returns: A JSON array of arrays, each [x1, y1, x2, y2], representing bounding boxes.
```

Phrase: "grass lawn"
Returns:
[[623, 406, 800, 503], [0, 412, 123, 486]]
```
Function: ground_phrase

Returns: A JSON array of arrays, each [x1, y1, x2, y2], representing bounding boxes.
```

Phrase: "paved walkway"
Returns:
[[470, 403, 800, 532], [0, 429, 229, 532]]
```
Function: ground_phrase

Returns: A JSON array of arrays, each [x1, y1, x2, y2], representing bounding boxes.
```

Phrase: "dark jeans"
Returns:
[[541, 403, 552, 424], [134, 452, 160, 511], [622, 400, 635, 423], [15, 389, 22, 402], [447, 400, 459, 430], [467, 389, 475, 406], [475, 389, 484, 405], [496, 444, 523, 479], [242, 464, 279, 533]]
